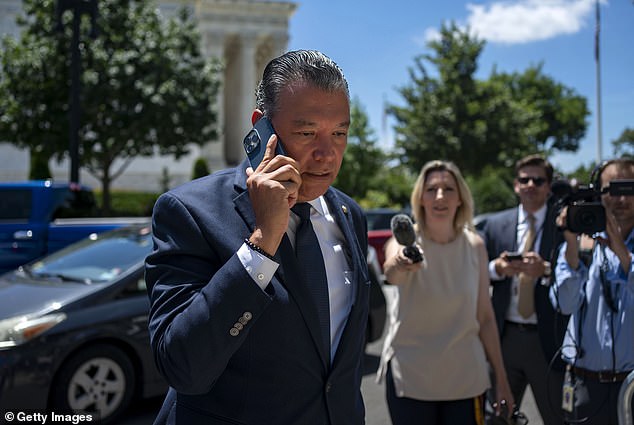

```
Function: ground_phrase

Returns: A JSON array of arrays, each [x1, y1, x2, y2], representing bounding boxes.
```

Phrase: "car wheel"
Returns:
[[51, 344, 136, 424]]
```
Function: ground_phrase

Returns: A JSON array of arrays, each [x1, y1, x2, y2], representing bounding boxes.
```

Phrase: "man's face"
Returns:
[[600, 163, 634, 226], [514, 165, 551, 213], [271, 83, 350, 202]]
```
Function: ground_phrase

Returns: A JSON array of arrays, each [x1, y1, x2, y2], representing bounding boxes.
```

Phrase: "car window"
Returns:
[[52, 189, 98, 219], [0, 189, 32, 220], [28, 227, 153, 284]]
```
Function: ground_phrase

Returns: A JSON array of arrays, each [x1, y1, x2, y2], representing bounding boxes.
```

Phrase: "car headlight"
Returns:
[[0, 313, 66, 349]]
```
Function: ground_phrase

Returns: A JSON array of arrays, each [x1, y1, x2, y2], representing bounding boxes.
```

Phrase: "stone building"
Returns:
[[0, 0, 296, 191]]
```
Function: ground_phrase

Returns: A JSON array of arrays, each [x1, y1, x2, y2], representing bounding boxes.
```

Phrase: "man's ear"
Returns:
[[251, 110, 264, 125]]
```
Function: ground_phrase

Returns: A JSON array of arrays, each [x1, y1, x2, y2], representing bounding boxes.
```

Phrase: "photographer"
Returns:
[[550, 158, 634, 425]]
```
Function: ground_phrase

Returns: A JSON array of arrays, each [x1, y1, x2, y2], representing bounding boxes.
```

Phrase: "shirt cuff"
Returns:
[[238, 242, 279, 291], [489, 259, 502, 281]]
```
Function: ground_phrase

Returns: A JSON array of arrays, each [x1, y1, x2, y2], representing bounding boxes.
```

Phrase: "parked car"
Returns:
[[0, 180, 147, 274], [0, 222, 165, 424], [365, 245, 386, 344], [0, 222, 386, 422]]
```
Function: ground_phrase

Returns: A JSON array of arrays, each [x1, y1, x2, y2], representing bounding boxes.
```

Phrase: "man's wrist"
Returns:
[[542, 261, 552, 277], [245, 238, 276, 260]]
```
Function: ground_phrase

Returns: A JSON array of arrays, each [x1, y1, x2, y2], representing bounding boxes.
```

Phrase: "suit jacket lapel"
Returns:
[[507, 208, 519, 252], [324, 189, 365, 303]]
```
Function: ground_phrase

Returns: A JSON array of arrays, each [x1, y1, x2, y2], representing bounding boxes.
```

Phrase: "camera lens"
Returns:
[[568, 202, 606, 234], [244, 130, 259, 154], [579, 211, 597, 227]]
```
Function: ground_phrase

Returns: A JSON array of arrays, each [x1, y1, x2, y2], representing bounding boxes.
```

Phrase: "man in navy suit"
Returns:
[[145, 50, 370, 424], [478, 155, 567, 424]]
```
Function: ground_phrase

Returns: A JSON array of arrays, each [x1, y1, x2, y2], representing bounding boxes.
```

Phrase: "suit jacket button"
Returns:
[[234, 322, 244, 330], [238, 317, 248, 325], [325, 382, 332, 393], [229, 327, 239, 337], [243, 312, 253, 321]]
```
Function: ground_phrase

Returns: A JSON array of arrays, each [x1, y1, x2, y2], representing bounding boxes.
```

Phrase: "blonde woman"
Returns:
[[377, 160, 513, 425]]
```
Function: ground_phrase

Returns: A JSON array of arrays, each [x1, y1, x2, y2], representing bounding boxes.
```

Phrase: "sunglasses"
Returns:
[[517, 176, 547, 187]]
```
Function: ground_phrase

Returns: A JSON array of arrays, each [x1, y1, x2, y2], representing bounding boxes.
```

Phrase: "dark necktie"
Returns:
[[292, 202, 331, 358]]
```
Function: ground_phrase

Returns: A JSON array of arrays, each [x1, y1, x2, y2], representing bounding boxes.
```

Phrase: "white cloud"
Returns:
[[423, 0, 602, 45]]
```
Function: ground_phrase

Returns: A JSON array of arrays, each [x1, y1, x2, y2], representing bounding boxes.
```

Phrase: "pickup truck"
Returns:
[[0, 180, 147, 274]]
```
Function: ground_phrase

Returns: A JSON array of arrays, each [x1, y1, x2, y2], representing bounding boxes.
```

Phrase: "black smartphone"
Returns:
[[243, 116, 285, 169], [505, 251, 523, 261]]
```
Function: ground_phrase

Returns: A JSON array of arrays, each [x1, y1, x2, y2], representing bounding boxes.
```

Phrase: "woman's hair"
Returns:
[[255, 50, 349, 118], [410, 160, 474, 233]]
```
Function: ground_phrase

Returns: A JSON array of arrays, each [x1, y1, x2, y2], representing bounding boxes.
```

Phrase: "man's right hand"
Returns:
[[246, 134, 301, 256], [556, 206, 585, 270]]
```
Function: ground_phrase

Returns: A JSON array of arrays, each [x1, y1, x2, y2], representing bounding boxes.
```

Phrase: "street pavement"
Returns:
[[362, 336, 544, 425]]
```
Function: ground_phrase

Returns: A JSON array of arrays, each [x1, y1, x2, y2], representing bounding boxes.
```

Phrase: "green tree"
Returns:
[[490, 64, 590, 153], [467, 165, 516, 214], [192, 157, 210, 180], [29, 149, 52, 180], [389, 23, 588, 179], [0, 0, 221, 214], [389, 23, 477, 174], [611, 127, 634, 158], [379, 164, 417, 209], [334, 97, 386, 200]]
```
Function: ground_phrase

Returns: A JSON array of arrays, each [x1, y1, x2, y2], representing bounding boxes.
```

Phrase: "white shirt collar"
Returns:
[[519, 203, 547, 229], [300, 196, 328, 218]]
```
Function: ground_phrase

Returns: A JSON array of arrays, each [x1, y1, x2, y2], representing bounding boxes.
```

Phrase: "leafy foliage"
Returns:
[[466, 166, 516, 214], [0, 0, 221, 213], [334, 97, 387, 200], [29, 150, 52, 180], [612, 127, 634, 158], [192, 157, 210, 180], [389, 23, 589, 180]]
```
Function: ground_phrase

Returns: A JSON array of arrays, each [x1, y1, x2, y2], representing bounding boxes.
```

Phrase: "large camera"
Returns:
[[555, 179, 634, 234]]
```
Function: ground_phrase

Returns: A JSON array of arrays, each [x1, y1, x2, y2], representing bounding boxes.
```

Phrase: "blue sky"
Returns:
[[287, 0, 634, 177]]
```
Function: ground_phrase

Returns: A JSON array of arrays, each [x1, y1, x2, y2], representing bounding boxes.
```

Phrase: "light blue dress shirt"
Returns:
[[549, 229, 634, 372]]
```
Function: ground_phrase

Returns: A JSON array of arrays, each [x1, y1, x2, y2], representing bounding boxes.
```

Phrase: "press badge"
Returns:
[[562, 365, 574, 412]]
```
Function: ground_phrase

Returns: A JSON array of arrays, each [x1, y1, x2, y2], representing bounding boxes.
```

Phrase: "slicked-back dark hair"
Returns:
[[255, 50, 349, 118]]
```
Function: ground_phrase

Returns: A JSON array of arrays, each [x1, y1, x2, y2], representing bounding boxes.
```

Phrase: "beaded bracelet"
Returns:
[[244, 238, 276, 261]]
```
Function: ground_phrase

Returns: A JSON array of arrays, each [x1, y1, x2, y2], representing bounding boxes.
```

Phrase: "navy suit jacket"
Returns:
[[478, 201, 568, 368], [145, 160, 370, 425]]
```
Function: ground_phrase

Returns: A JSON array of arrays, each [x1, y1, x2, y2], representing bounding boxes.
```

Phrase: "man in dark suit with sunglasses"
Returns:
[[478, 154, 567, 425]]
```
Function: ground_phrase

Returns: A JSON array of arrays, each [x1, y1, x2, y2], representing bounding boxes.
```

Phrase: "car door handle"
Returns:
[[13, 230, 33, 240]]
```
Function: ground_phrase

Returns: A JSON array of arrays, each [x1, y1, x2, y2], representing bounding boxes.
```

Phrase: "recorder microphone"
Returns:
[[390, 214, 424, 263]]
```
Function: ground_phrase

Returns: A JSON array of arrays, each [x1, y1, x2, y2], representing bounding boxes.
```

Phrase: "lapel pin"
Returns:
[[341, 205, 348, 215]]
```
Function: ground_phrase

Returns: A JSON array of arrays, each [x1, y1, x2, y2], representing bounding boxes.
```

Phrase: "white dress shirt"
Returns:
[[239, 196, 352, 360], [488, 204, 547, 324]]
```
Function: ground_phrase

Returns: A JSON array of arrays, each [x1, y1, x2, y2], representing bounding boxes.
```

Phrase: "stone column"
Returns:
[[224, 33, 258, 166], [200, 30, 226, 171]]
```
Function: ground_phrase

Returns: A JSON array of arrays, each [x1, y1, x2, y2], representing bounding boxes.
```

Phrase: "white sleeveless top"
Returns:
[[377, 228, 490, 400]]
